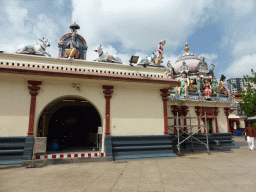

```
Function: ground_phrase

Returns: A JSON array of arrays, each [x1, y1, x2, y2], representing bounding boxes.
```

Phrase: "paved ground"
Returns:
[[0, 136, 255, 192]]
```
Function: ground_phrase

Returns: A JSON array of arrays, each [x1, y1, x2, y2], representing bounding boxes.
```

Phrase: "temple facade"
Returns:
[[0, 24, 237, 164]]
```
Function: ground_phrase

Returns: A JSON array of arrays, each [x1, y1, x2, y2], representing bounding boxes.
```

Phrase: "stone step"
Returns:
[[113, 145, 173, 151], [113, 153, 178, 161], [112, 140, 172, 146]]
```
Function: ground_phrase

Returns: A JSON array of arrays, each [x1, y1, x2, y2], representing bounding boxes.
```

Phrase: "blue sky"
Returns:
[[1, 0, 256, 81]]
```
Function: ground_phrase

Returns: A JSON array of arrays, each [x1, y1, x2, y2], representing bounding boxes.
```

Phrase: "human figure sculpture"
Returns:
[[203, 79, 212, 100], [155, 40, 166, 66], [211, 76, 218, 94], [165, 60, 173, 78], [218, 75, 230, 96], [178, 73, 190, 97], [196, 74, 201, 94], [65, 31, 79, 59]]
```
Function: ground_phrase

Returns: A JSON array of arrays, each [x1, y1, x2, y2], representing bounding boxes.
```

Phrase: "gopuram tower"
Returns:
[[58, 22, 88, 60]]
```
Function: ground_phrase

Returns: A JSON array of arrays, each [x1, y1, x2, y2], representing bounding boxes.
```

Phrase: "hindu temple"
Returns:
[[0, 23, 240, 166]]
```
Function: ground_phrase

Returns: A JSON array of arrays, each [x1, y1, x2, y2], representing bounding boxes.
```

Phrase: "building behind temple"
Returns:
[[227, 78, 248, 94]]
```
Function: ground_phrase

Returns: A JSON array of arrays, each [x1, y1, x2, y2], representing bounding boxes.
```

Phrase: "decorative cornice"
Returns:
[[0, 64, 180, 86]]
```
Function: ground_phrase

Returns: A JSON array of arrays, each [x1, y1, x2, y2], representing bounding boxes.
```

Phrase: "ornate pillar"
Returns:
[[195, 106, 202, 133], [213, 107, 219, 133], [160, 89, 170, 135], [177, 107, 182, 133], [202, 118, 206, 133], [102, 85, 114, 136], [58, 49, 62, 58], [171, 105, 178, 133], [27, 80, 42, 136], [181, 106, 189, 132], [224, 107, 231, 133]]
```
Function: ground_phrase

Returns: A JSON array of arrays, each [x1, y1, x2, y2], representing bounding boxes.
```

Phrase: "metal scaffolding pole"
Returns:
[[168, 112, 210, 156]]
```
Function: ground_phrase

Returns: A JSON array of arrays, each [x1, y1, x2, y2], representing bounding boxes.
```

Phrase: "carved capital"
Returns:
[[160, 88, 170, 101], [28, 80, 42, 97], [171, 105, 178, 116], [102, 85, 114, 100], [213, 107, 219, 116], [195, 106, 202, 117], [224, 107, 231, 117], [181, 106, 189, 116]]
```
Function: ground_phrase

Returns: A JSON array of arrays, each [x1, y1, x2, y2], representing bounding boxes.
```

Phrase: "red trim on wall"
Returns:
[[0, 65, 180, 86], [102, 85, 114, 136], [27, 80, 42, 136], [224, 107, 231, 133], [160, 89, 170, 135]]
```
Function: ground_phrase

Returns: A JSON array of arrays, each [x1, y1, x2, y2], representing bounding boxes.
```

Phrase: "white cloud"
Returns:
[[199, 53, 218, 65], [71, 0, 214, 53], [0, 1, 59, 58], [225, 0, 255, 16], [225, 54, 256, 78], [232, 38, 256, 57]]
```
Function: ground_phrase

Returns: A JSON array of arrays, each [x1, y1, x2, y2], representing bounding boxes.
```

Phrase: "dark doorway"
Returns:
[[38, 98, 101, 153], [206, 118, 213, 134]]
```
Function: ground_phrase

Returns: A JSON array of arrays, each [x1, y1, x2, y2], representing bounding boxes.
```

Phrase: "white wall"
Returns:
[[0, 78, 30, 136], [111, 85, 164, 136]]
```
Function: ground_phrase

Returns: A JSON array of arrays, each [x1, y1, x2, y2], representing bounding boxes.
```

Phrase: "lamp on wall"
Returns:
[[71, 83, 80, 91]]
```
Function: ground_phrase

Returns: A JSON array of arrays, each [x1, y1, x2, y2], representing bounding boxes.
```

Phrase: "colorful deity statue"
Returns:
[[179, 61, 189, 74], [211, 76, 218, 94], [218, 75, 230, 96], [65, 30, 80, 59], [178, 73, 190, 97], [196, 74, 201, 94], [155, 40, 166, 66], [203, 79, 212, 100], [58, 22, 88, 60]]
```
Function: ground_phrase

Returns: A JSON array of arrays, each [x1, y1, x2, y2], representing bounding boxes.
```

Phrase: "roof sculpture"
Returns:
[[16, 38, 51, 57], [58, 22, 88, 60], [169, 42, 232, 102]]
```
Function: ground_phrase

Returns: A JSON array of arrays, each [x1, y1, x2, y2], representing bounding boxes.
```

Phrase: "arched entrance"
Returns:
[[37, 96, 102, 152]]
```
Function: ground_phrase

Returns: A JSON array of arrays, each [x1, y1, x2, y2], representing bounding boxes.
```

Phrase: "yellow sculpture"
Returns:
[[65, 31, 79, 59]]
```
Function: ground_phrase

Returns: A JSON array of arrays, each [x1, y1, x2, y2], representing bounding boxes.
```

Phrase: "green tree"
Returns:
[[239, 69, 256, 117]]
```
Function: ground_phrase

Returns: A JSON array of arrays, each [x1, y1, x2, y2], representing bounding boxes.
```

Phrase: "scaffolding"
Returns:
[[168, 112, 210, 156]]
